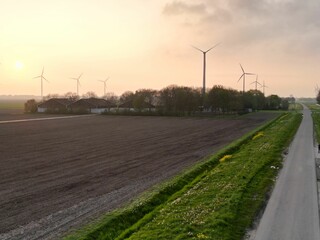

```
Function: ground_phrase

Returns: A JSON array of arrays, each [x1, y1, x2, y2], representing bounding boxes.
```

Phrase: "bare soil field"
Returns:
[[0, 112, 279, 239]]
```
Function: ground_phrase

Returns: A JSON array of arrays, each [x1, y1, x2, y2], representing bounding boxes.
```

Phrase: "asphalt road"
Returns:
[[254, 106, 320, 240]]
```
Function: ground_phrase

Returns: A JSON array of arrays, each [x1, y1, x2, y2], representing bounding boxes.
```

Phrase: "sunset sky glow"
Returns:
[[0, 0, 319, 97]]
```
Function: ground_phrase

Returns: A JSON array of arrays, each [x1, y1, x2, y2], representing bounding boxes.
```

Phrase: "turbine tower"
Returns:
[[33, 67, 49, 99], [192, 43, 220, 97], [238, 64, 254, 93], [261, 80, 268, 96], [70, 73, 83, 96], [98, 77, 109, 96], [251, 74, 261, 91]]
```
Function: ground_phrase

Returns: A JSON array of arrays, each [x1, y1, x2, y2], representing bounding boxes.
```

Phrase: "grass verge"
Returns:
[[64, 112, 301, 240], [310, 104, 320, 142]]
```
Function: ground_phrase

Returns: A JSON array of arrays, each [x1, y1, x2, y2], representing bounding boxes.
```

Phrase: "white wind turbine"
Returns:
[[33, 67, 49, 99], [98, 77, 109, 96], [70, 73, 83, 96], [238, 64, 255, 93], [192, 43, 220, 97], [251, 74, 261, 91]]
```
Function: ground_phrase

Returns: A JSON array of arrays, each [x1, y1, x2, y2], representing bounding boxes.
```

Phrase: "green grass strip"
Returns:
[[310, 104, 320, 143], [65, 112, 299, 240]]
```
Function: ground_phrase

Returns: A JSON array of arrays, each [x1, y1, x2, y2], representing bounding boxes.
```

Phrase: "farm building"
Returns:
[[69, 97, 116, 113], [118, 99, 156, 112], [37, 98, 74, 113]]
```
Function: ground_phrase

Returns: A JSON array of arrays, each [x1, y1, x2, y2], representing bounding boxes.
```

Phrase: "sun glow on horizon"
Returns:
[[15, 61, 24, 70]]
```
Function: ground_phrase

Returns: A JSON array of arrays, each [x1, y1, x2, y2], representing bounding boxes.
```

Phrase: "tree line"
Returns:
[[25, 85, 291, 114]]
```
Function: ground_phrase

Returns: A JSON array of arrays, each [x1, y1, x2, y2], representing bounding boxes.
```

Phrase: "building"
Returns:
[[68, 97, 116, 114], [118, 99, 156, 112], [37, 98, 74, 113]]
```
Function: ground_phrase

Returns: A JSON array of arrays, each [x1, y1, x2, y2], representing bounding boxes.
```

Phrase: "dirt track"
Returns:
[[0, 113, 278, 239]]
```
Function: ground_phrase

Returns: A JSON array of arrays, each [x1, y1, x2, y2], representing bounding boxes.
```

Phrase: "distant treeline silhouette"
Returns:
[[24, 85, 293, 115]]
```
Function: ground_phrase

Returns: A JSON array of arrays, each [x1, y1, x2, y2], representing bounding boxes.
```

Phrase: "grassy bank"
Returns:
[[65, 112, 301, 240], [310, 104, 320, 142]]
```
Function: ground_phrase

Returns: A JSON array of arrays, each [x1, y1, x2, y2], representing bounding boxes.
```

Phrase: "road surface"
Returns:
[[254, 106, 320, 240]]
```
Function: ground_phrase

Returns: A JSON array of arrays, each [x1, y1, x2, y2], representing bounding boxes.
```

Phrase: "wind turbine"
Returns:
[[192, 43, 220, 97], [251, 75, 261, 91], [33, 67, 49, 99], [261, 80, 268, 96], [238, 64, 254, 93], [98, 77, 109, 96], [315, 84, 319, 95], [70, 73, 83, 96]]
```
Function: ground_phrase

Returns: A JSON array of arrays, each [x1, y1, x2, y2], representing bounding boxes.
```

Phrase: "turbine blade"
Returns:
[[239, 64, 245, 73], [33, 76, 41, 79], [237, 74, 244, 82], [42, 67, 44, 76], [191, 45, 204, 53], [246, 73, 255, 75], [78, 73, 83, 79], [205, 42, 221, 53], [43, 76, 49, 83]]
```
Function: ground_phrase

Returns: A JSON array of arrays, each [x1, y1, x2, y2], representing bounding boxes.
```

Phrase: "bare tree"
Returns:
[[82, 91, 98, 98]]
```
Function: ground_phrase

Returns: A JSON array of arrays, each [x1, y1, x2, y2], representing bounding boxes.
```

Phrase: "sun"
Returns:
[[15, 61, 24, 70]]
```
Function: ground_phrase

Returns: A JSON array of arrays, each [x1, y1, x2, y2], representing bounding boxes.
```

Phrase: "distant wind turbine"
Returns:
[[192, 43, 220, 97], [251, 75, 261, 91], [238, 64, 254, 93], [315, 84, 319, 95], [70, 73, 83, 96], [98, 77, 109, 96], [261, 80, 268, 96], [33, 67, 49, 99]]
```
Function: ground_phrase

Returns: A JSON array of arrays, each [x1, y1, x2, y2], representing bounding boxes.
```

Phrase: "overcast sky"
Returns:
[[0, 0, 319, 97]]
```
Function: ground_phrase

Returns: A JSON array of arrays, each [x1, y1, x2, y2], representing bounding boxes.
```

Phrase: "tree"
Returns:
[[82, 91, 98, 98], [244, 90, 265, 111], [207, 85, 243, 113], [43, 94, 60, 101], [265, 95, 282, 110], [120, 91, 135, 104], [133, 89, 157, 111], [24, 99, 38, 113], [64, 92, 79, 102], [281, 98, 289, 110], [158, 85, 201, 114], [317, 90, 320, 104], [103, 92, 119, 106]]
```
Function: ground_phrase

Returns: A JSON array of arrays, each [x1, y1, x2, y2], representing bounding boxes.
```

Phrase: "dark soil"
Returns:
[[0, 112, 279, 239]]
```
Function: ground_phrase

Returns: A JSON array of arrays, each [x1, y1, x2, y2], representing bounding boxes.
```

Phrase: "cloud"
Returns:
[[162, 0, 320, 56], [163, 1, 207, 16]]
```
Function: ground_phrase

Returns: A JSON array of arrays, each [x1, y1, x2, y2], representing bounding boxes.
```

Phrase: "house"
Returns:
[[68, 98, 116, 114], [118, 99, 156, 112], [37, 98, 74, 113]]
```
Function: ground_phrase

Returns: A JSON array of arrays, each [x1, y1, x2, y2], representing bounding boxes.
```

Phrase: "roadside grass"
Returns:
[[122, 112, 301, 240], [64, 112, 301, 240], [289, 103, 303, 111], [310, 104, 320, 142]]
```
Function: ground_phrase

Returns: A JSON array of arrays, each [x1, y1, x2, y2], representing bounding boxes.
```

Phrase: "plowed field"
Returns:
[[0, 113, 279, 239]]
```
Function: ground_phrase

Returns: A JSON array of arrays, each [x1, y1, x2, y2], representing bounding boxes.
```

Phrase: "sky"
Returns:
[[0, 0, 320, 98]]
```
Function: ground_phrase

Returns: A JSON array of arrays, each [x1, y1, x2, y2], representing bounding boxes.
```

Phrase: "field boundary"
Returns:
[[64, 113, 287, 240]]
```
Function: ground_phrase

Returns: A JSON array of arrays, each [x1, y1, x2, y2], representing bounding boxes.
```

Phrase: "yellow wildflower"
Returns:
[[252, 131, 264, 140], [219, 155, 232, 163]]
